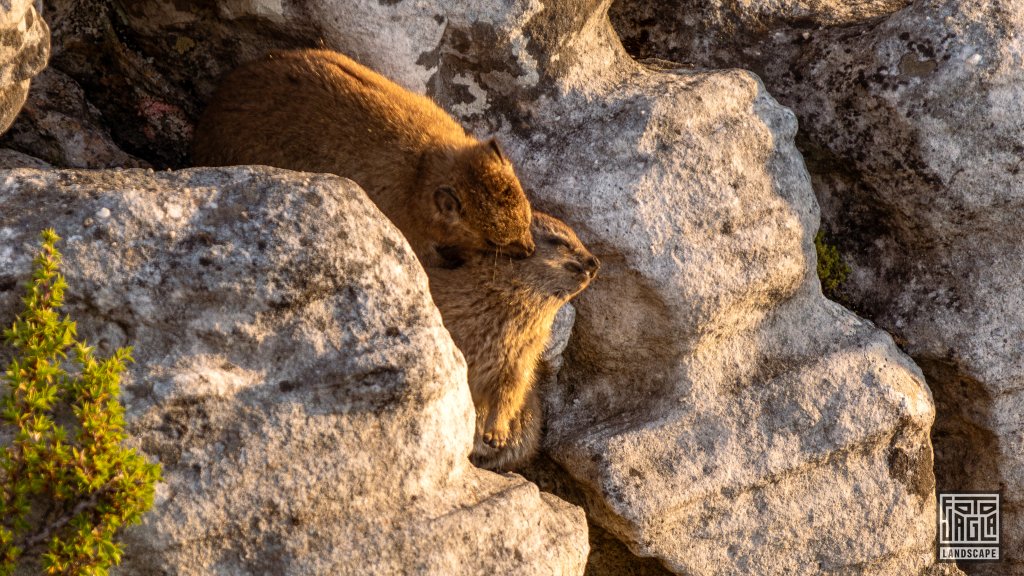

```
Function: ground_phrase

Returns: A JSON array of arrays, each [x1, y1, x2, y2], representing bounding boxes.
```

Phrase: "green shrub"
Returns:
[[0, 229, 161, 575], [814, 229, 850, 299]]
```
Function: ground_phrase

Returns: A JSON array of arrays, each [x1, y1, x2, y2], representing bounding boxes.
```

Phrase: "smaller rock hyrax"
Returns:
[[428, 212, 599, 470], [192, 49, 534, 266]]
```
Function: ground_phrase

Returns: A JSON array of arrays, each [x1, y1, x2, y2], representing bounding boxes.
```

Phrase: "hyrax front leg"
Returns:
[[481, 371, 531, 449], [482, 411, 512, 449]]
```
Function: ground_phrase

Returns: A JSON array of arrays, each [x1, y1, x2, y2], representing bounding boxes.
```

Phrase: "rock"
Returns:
[[609, 0, 911, 66], [26, 0, 954, 572], [0, 68, 148, 167], [522, 455, 676, 576], [510, 67, 939, 573], [0, 147, 50, 168], [0, 0, 49, 133], [613, 0, 1024, 572], [541, 304, 576, 378], [0, 167, 588, 575], [42, 0, 318, 167]]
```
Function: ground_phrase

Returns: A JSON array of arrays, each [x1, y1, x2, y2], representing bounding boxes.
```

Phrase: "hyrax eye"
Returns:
[[563, 261, 585, 275], [434, 186, 462, 216], [545, 236, 572, 249], [506, 240, 534, 258]]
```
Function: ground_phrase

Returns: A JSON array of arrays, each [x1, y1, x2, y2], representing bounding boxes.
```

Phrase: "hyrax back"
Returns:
[[427, 212, 599, 470], [193, 49, 534, 266]]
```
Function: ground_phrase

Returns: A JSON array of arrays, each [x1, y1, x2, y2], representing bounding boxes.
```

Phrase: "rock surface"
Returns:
[[609, 0, 912, 66], [0, 147, 49, 168], [0, 68, 148, 167], [613, 0, 1024, 573], [0, 167, 589, 575], [501, 57, 938, 576], [0, 0, 49, 133]]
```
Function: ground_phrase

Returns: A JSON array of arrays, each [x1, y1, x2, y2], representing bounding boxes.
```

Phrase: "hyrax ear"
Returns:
[[434, 186, 462, 222], [486, 137, 506, 161]]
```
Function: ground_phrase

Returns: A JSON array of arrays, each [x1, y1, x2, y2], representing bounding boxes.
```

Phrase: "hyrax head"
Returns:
[[523, 212, 599, 301], [423, 138, 534, 261]]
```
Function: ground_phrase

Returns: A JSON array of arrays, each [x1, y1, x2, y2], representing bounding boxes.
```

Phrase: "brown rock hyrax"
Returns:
[[192, 49, 534, 266], [427, 212, 599, 470]]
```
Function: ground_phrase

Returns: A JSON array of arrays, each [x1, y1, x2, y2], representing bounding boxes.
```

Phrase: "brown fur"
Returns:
[[193, 48, 534, 266], [472, 385, 543, 471], [428, 212, 599, 470]]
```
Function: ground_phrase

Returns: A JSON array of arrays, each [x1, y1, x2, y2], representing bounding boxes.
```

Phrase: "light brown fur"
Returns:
[[193, 48, 534, 266], [428, 212, 598, 470], [473, 386, 543, 471]]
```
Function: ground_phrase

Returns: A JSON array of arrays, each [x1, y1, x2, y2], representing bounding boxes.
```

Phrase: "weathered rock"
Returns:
[[0, 67, 148, 167], [0, 167, 588, 575], [613, 0, 1024, 572], [29, 0, 956, 573], [0, 0, 49, 133], [0, 147, 49, 168], [42, 0, 321, 167], [510, 68, 938, 576], [609, 0, 911, 66], [522, 455, 676, 576]]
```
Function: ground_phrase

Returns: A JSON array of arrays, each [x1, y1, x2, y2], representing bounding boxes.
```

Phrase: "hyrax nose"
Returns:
[[584, 256, 600, 277]]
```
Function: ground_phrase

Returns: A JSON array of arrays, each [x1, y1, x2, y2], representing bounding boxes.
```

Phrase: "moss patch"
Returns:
[[815, 230, 850, 300]]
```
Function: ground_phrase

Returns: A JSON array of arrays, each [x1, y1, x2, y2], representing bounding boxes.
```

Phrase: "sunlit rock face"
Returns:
[[0, 167, 589, 575], [0, 0, 49, 133], [614, 1, 1024, 572]]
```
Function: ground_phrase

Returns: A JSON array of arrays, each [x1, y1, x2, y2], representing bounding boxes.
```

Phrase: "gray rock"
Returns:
[[0, 0, 49, 133], [544, 305, 576, 362], [609, 0, 911, 66], [613, 0, 1024, 572], [0, 147, 49, 168], [0, 167, 589, 575], [512, 69, 940, 574], [0, 67, 148, 167]]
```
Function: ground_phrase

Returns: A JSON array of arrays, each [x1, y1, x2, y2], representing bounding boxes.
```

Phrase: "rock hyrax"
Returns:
[[193, 49, 534, 266], [427, 212, 598, 470]]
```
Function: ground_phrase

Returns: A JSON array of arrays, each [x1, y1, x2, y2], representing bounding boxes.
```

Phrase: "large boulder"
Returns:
[[0, 0, 49, 133], [0, 167, 589, 575], [613, 0, 1024, 573], [487, 33, 939, 576]]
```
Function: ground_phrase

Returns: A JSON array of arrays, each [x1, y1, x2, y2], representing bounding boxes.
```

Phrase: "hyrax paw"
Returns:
[[482, 429, 509, 449]]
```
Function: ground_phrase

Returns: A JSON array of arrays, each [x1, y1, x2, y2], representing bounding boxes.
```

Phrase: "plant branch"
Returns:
[[20, 474, 122, 553]]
